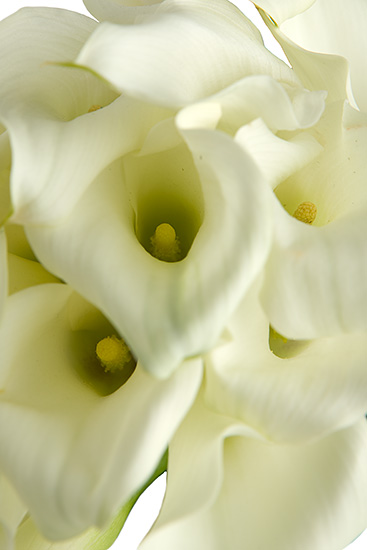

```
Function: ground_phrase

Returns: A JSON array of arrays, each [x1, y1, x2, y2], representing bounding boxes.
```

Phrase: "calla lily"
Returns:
[[139, 390, 367, 550], [75, 0, 299, 108], [204, 281, 367, 443], [0, 8, 172, 226], [0, 283, 202, 540], [27, 128, 273, 378], [257, 0, 367, 111], [234, 7, 367, 338]]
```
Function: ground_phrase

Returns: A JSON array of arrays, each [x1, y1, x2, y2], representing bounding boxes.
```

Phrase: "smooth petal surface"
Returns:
[[262, 204, 367, 339], [205, 282, 367, 443], [83, 0, 162, 23], [258, 9, 349, 105], [141, 400, 367, 550], [76, 0, 298, 108], [178, 74, 326, 136], [14, 453, 166, 550], [0, 475, 27, 550], [0, 8, 172, 225], [27, 129, 272, 378], [252, 0, 316, 24], [280, 0, 367, 110], [0, 230, 7, 322], [235, 118, 322, 188], [0, 284, 202, 539]]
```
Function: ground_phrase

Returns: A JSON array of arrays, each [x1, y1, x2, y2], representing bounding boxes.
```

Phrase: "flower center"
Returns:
[[293, 201, 317, 224], [150, 222, 182, 262], [96, 335, 132, 373]]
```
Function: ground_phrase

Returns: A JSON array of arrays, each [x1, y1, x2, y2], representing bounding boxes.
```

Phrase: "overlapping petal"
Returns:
[[0, 284, 202, 539], [260, 100, 367, 338], [0, 230, 7, 322], [83, 0, 162, 24], [252, 0, 316, 24], [76, 0, 299, 108], [204, 282, 367, 443], [140, 394, 367, 550], [0, 8, 173, 225], [0, 475, 27, 550], [277, 0, 367, 110], [27, 128, 272, 378]]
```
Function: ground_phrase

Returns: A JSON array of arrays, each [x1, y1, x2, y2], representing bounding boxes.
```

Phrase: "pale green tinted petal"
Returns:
[[280, 0, 367, 110], [253, 0, 316, 24], [235, 119, 322, 188], [0, 284, 202, 539], [8, 95, 171, 225], [7, 254, 60, 295], [28, 129, 272, 378], [141, 407, 367, 550], [77, 0, 298, 108], [205, 283, 367, 443], [0, 9, 172, 225], [15, 454, 167, 550], [0, 475, 27, 550], [262, 203, 367, 338], [0, 231, 7, 321], [83, 0, 161, 23]]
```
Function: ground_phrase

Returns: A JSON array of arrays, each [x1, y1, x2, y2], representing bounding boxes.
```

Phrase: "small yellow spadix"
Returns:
[[150, 222, 181, 262], [88, 104, 102, 113], [293, 201, 317, 224], [96, 335, 132, 373]]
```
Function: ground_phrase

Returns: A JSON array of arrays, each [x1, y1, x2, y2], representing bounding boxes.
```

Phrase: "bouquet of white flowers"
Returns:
[[0, 1, 366, 548]]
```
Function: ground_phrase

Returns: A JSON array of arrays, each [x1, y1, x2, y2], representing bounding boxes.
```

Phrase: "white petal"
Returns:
[[0, 284, 202, 539], [235, 118, 322, 188], [205, 282, 367, 443], [280, 0, 367, 110], [178, 75, 326, 135], [0, 231, 7, 322], [141, 403, 367, 550], [0, 9, 172, 225], [262, 203, 367, 338], [252, 0, 316, 24], [27, 129, 272, 378], [8, 96, 171, 225], [0, 475, 27, 550], [83, 0, 161, 23], [258, 9, 349, 105], [76, 0, 298, 107]]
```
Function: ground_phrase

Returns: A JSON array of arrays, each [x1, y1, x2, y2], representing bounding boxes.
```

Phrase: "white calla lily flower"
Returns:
[[0, 283, 202, 540], [139, 389, 367, 550], [205, 282, 367, 443], [27, 128, 273, 378], [76, 0, 299, 108]]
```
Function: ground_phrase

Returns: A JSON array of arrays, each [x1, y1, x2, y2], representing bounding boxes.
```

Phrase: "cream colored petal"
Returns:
[[178, 75, 326, 136], [280, 0, 367, 110], [262, 200, 367, 339], [76, 0, 298, 108], [0, 231, 7, 322], [0, 475, 27, 550], [141, 404, 367, 550], [0, 284, 202, 539], [205, 282, 367, 443], [252, 0, 316, 24], [235, 118, 322, 188], [28, 129, 272, 378], [83, 0, 161, 23]]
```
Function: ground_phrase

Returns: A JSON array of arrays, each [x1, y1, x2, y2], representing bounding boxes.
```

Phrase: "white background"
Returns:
[[0, 1, 366, 549]]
